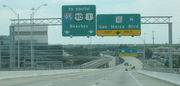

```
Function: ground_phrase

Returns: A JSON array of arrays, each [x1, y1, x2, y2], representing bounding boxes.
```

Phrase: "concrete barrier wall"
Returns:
[[137, 70, 180, 85], [106, 55, 116, 67], [0, 69, 98, 80]]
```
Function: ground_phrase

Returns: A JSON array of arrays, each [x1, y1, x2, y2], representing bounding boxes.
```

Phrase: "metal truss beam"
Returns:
[[10, 16, 172, 26], [141, 16, 172, 24], [11, 18, 62, 26]]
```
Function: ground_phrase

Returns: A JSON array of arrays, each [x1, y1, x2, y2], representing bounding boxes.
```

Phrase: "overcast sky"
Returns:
[[0, 0, 180, 45]]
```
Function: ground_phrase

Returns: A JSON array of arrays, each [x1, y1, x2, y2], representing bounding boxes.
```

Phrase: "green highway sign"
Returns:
[[62, 5, 96, 36], [97, 14, 141, 36], [124, 62, 129, 66], [119, 49, 138, 56]]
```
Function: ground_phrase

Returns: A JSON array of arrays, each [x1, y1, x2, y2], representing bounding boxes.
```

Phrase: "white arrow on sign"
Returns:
[[88, 30, 94, 34], [122, 50, 125, 53], [64, 30, 70, 34]]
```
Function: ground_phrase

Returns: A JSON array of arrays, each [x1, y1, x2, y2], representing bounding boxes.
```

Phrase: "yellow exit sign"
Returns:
[[119, 54, 138, 57], [97, 30, 141, 36], [97, 14, 141, 36]]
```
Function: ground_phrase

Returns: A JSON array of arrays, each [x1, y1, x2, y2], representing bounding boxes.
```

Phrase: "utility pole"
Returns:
[[152, 31, 155, 48]]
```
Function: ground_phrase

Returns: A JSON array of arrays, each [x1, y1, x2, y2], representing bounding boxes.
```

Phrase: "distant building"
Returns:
[[13, 25, 48, 44], [153, 47, 180, 59], [0, 35, 63, 68], [101, 50, 115, 56], [0, 25, 63, 69], [0, 36, 10, 68], [16, 41, 63, 68]]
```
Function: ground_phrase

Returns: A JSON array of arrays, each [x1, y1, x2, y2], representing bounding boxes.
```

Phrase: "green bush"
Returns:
[[145, 48, 153, 59]]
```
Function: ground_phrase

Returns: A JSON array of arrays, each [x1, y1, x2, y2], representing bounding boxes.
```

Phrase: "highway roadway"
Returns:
[[0, 56, 178, 86]]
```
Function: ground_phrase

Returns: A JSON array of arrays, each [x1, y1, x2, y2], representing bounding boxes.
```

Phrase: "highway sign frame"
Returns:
[[97, 14, 141, 36], [62, 5, 96, 36]]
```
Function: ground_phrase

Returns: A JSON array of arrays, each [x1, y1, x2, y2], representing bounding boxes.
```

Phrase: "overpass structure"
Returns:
[[81, 57, 112, 69]]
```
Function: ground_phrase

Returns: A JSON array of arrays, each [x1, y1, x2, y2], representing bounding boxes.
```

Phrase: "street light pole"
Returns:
[[88, 36, 92, 56], [168, 23, 173, 69], [143, 33, 146, 69], [2, 5, 20, 68], [0, 40, 1, 68], [30, 13, 34, 68], [17, 14, 20, 68], [30, 4, 47, 68], [139, 33, 146, 69]]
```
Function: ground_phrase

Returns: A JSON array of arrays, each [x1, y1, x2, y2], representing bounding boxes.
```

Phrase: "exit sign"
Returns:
[[97, 14, 141, 36], [119, 49, 138, 56]]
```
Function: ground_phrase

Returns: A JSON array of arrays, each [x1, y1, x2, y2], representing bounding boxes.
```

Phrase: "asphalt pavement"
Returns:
[[0, 56, 178, 86]]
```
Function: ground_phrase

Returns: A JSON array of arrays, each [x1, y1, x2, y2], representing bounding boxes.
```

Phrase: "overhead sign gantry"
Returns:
[[10, 6, 173, 69]]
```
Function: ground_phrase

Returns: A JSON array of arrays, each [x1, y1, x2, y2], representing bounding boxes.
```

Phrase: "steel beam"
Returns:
[[10, 16, 172, 25], [169, 23, 173, 69], [11, 18, 62, 26], [9, 26, 16, 68]]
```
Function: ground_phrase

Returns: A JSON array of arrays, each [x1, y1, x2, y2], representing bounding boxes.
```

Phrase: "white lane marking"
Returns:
[[128, 72, 143, 86], [92, 82, 100, 86], [46, 83, 53, 86]]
